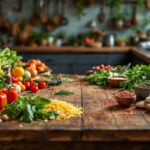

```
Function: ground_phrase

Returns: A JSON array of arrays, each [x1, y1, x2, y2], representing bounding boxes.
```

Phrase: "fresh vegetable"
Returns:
[[26, 67, 38, 77], [92, 64, 114, 71], [23, 70, 31, 81], [86, 64, 150, 90], [6, 88, 18, 104], [0, 48, 22, 69], [38, 82, 46, 89], [116, 91, 135, 98], [12, 76, 18, 83], [120, 65, 150, 90], [12, 66, 25, 77], [48, 78, 62, 86], [3, 94, 59, 122], [17, 82, 26, 92], [0, 92, 7, 110], [55, 90, 74, 96], [30, 85, 39, 93], [86, 70, 112, 87], [0, 76, 7, 88], [23, 81, 31, 90]]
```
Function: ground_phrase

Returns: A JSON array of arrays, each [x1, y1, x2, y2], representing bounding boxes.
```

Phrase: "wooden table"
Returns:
[[0, 76, 150, 150]]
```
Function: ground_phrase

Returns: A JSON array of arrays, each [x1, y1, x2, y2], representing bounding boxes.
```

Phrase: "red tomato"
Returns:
[[6, 88, 18, 104], [38, 82, 46, 89], [0, 92, 7, 110], [12, 76, 18, 83], [30, 85, 38, 93], [28, 77, 33, 83], [0, 87, 8, 93], [23, 81, 31, 90]]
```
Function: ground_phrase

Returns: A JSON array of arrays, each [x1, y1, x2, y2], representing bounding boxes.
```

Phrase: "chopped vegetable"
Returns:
[[45, 100, 83, 120], [55, 90, 74, 96]]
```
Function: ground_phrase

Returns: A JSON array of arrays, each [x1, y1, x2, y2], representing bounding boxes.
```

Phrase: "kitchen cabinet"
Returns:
[[19, 52, 132, 74]]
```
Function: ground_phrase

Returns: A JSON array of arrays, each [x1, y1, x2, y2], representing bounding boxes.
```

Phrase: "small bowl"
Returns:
[[115, 92, 136, 107], [134, 84, 150, 100], [107, 76, 127, 87]]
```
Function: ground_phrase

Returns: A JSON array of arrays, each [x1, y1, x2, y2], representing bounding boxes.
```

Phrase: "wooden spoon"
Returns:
[[54, 0, 62, 26]]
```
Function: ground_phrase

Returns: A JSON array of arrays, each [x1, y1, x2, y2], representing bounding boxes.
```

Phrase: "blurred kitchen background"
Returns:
[[0, 0, 150, 48]]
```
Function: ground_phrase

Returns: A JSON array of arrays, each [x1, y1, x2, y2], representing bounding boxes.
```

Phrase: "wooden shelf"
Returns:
[[12, 46, 135, 53]]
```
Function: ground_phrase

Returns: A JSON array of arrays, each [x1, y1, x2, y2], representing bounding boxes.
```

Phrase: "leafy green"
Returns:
[[86, 64, 150, 90], [120, 65, 150, 90], [48, 78, 63, 86], [0, 76, 7, 88], [0, 48, 22, 69], [3, 94, 59, 123], [86, 70, 112, 87], [55, 90, 74, 96]]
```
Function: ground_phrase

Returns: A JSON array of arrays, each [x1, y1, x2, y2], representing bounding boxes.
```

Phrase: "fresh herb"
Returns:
[[86, 64, 150, 90], [48, 78, 62, 86], [86, 70, 113, 87], [0, 48, 22, 69], [3, 94, 59, 123], [55, 90, 74, 96], [120, 65, 150, 90]]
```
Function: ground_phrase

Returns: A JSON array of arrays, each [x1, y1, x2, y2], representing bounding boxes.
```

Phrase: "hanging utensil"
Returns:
[[39, 0, 49, 24], [30, 0, 41, 26], [98, 1, 105, 22], [46, 0, 56, 32], [146, 0, 150, 9], [54, 0, 62, 26], [61, 0, 69, 26], [12, 0, 22, 12], [123, 0, 131, 28], [131, 2, 140, 26]]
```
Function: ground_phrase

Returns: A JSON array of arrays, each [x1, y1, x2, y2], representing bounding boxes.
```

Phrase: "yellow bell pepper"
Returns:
[[12, 66, 25, 77]]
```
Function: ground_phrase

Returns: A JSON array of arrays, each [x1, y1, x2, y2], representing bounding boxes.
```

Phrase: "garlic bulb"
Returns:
[[145, 95, 150, 103]]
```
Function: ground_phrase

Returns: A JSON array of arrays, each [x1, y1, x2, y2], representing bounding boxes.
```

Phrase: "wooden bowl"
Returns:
[[107, 76, 127, 87], [115, 93, 136, 107]]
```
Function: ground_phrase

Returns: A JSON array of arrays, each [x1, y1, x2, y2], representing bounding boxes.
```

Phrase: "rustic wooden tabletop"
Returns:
[[0, 76, 150, 143]]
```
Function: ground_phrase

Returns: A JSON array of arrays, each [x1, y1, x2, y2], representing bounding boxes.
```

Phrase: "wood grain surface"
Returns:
[[0, 77, 150, 142]]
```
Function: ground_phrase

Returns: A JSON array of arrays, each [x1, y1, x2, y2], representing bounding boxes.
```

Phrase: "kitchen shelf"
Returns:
[[11, 46, 135, 53]]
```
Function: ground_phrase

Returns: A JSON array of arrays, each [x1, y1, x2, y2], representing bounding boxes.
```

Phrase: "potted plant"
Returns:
[[113, 13, 125, 30]]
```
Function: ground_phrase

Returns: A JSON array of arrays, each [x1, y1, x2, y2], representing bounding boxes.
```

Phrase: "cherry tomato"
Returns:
[[28, 77, 33, 83], [38, 82, 46, 89], [0, 87, 8, 93], [30, 85, 38, 93], [12, 76, 18, 83], [6, 88, 18, 104], [0, 92, 7, 110], [23, 81, 31, 90]]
